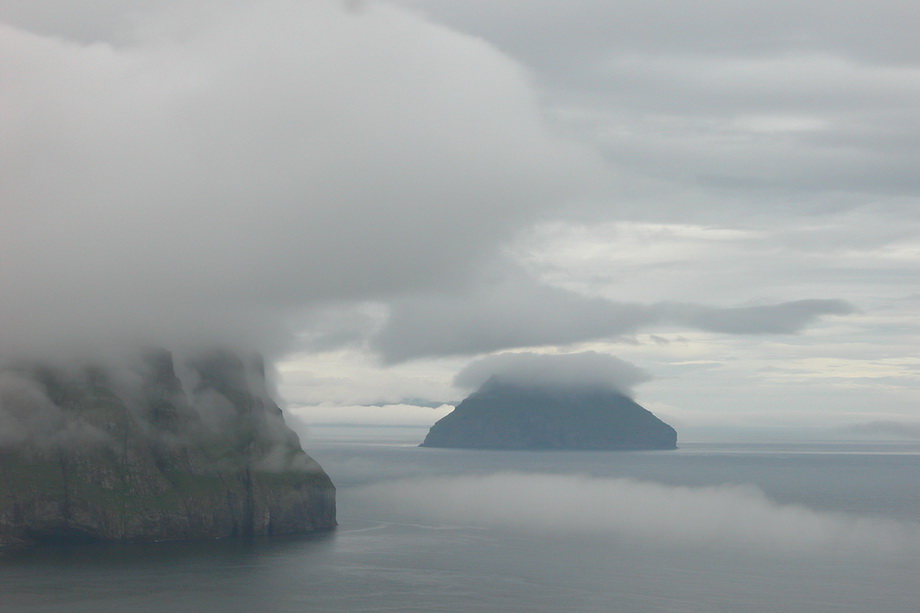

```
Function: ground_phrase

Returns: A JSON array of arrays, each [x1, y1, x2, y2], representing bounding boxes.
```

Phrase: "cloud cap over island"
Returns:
[[454, 351, 652, 397]]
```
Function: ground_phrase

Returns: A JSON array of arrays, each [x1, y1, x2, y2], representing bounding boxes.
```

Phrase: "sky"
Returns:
[[2, 0, 918, 439]]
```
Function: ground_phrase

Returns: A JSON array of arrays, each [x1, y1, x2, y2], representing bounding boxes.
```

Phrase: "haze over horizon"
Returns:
[[3, 0, 918, 439]]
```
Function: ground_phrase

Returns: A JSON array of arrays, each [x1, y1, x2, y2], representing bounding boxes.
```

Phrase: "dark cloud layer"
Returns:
[[373, 268, 854, 362]]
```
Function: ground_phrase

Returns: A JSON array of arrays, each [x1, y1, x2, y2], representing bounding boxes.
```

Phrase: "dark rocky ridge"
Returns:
[[421, 377, 677, 450], [0, 349, 335, 545]]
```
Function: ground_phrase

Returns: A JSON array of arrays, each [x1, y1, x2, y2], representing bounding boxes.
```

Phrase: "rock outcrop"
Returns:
[[0, 349, 335, 545], [421, 377, 677, 450]]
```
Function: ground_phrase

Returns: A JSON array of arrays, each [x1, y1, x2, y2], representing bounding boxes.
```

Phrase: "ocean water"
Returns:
[[3, 428, 920, 612]]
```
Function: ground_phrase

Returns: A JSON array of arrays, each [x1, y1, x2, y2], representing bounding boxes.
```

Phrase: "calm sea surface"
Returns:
[[3, 428, 920, 612]]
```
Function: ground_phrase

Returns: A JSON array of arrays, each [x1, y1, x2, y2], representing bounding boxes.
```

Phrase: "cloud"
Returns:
[[663, 299, 856, 334], [372, 274, 653, 362], [0, 0, 601, 361], [351, 471, 920, 555], [394, 1, 920, 70], [0, 0, 889, 430], [512, 217, 920, 308], [372, 266, 855, 361], [453, 351, 651, 395], [393, 1, 920, 228], [0, 370, 110, 448]]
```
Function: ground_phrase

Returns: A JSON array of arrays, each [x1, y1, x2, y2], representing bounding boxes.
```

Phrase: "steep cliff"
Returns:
[[421, 377, 677, 450], [0, 349, 335, 545]]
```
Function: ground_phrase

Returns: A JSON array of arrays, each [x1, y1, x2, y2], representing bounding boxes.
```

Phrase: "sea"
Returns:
[[3, 426, 920, 612]]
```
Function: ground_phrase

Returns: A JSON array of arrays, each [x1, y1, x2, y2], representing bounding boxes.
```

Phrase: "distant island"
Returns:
[[0, 349, 335, 545], [421, 377, 677, 450]]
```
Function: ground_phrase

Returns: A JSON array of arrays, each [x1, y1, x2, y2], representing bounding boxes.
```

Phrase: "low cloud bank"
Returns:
[[351, 472, 920, 555]]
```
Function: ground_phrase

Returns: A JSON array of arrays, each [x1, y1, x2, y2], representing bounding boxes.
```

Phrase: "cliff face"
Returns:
[[421, 378, 677, 451], [0, 349, 335, 545]]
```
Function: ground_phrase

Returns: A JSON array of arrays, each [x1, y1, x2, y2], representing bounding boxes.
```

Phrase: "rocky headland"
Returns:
[[0, 349, 335, 545]]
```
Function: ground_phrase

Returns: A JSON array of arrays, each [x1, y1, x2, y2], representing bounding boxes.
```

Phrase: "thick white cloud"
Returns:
[[0, 0, 601, 359]]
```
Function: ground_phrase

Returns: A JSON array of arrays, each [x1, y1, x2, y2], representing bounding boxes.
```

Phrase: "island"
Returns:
[[0, 349, 335, 545], [421, 376, 677, 450]]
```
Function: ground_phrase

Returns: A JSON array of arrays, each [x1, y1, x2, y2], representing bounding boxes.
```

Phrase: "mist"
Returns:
[[351, 471, 920, 555], [0, 347, 301, 458]]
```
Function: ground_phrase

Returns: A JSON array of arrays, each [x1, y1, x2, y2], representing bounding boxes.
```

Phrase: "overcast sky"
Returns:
[[2, 0, 918, 439]]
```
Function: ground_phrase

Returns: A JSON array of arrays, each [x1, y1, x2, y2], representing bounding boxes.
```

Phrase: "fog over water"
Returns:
[[353, 472, 920, 555]]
